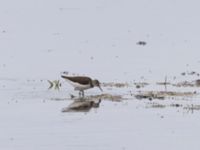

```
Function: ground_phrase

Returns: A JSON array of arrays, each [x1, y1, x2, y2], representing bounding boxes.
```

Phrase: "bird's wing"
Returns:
[[61, 76, 92, 85]]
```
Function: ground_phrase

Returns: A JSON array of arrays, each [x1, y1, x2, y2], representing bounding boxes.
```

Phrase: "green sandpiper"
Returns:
[[61, 74, 103, 97]]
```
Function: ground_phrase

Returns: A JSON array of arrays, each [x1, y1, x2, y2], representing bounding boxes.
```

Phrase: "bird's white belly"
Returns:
[[65, 79, 91, 91]]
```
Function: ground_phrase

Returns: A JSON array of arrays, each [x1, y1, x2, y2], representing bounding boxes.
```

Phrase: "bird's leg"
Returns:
[[82, 91, 84, 98], [79, 91, 81, 98]]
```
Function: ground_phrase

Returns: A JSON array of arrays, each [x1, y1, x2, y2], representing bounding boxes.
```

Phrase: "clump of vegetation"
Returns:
[[48, 80, 61, 90]]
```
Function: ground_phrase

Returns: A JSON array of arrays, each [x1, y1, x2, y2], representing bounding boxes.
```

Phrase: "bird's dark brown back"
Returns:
[[61, 76, 92, 85]]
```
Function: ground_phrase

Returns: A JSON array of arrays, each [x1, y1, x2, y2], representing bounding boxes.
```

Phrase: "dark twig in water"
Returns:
[[137, 41, 147, 46]]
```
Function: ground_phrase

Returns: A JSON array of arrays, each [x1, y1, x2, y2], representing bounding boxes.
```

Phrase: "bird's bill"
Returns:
[[98, 85, 103, 92]]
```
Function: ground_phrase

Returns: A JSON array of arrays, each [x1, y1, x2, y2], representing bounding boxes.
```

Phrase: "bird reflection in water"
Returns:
[[62, 98, 101, 112]]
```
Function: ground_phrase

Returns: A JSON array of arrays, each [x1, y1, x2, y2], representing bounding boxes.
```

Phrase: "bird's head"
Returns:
[[92, 79, 103, 91]]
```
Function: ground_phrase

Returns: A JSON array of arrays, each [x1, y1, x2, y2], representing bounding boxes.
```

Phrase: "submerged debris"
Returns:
[[146, 102, 184, 110], [135, 91, 165, 100], [195, 79, 200, 86], [184, 104, 200, 111], [172, 81, 194, 87], [88, 94, 123, 102], [102, 82, 129, 88], [170, 103, 183, 107], [156, 82, 171, 86], [146, 102, 166, 108], [134, 82, 149, 89], [181, 71, 200, 76], [137, 41, 147, 46], [65, 94, 123, 102], [156, 76, 170, 85], [181, 72, 186, 76], [135, 91, 196, 100], [70, 94, 76, 99], [173, 80, 200, 87]]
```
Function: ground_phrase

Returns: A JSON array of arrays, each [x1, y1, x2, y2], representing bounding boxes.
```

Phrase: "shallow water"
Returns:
[[0, 79, 200, 150]]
